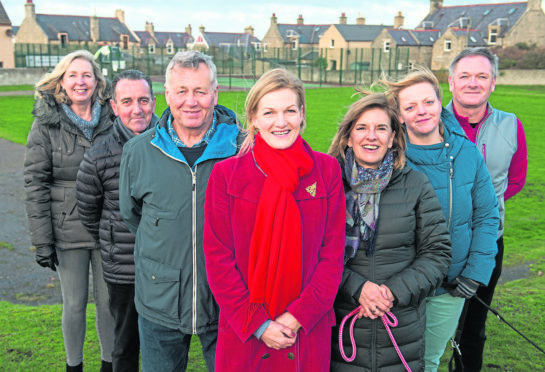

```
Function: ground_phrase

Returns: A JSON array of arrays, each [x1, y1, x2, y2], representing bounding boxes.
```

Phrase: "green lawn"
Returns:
[[1, 84, 544, 371]]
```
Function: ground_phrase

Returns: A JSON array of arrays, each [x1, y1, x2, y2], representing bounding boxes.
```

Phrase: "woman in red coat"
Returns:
[[203, 68, 345, 371]]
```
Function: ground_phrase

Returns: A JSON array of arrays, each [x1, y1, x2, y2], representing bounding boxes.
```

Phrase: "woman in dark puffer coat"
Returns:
[[328, 93, 452, 372], [23, 50, 115, 372]]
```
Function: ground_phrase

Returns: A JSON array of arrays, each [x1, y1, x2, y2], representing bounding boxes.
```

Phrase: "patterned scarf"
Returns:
[[62, 100, 102, 140], [344, 148, 394, 258], [246, 133, 313, 326]]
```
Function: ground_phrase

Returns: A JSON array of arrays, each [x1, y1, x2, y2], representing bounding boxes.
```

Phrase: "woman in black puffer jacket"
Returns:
[[328, 93, 452, 372]]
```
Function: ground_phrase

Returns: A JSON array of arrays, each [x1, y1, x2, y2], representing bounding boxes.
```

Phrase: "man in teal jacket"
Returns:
[[119, 51, 244, 372]]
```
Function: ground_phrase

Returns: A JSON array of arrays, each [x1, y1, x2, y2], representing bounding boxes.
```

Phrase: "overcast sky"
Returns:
[[3, 0, 540, 39]]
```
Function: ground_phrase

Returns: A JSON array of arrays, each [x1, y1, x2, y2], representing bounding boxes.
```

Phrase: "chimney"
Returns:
[[115, 9, 125, 24], [356, 13, 365, 25], [271, 13, 278, 26], [297, 14, 304, 25], [185, 24, 192, 37], [430, 0, 443, 14], [25, 0, 35, 20], [199, 24, 205, 34], [528, 0, 542, 11], [244, 25, 254, 36], [339, 12, 347, 25], [90, 14, 99, 42], [394, 11, 404, 28], [145, 21, 155, 37]]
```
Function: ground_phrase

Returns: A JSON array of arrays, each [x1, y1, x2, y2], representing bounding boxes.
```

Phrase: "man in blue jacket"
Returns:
[[119, 51, 244, 372]]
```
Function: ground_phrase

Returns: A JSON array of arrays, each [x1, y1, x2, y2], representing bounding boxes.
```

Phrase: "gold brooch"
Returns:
[[306, 182, 317, 197]]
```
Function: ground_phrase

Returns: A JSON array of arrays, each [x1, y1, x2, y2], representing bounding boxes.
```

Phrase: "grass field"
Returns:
[[0, 84, 544, 371]]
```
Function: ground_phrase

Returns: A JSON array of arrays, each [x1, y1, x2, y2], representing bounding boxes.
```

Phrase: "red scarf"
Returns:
[[247, 134, 314, 324]]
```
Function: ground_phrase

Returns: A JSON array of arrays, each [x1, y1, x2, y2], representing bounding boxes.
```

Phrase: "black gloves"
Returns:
[[448, 276, 480, 299], [35, 245, 58, 272]]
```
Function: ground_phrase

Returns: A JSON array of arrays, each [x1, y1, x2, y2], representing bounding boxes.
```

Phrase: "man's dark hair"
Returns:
[[449, 47, 499, 79], [111, 70, 154, 101]]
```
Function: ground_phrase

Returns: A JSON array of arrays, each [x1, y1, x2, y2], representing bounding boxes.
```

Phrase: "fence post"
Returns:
[[229, 46, 233, 90], [298, 47, 301, 80], [339, 48, 343, 86]]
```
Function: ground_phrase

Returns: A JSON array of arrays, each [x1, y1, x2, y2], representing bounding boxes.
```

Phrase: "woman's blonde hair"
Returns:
[[379, 66, 442, 113], [35, 50, 109, 105], [379, 66, 444, 138], [239, 68, 306, 155], [328, 92, 406, 170]]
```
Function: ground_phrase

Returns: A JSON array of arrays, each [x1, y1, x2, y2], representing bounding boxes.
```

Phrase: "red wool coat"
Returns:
[[203, 143, 345, 372]]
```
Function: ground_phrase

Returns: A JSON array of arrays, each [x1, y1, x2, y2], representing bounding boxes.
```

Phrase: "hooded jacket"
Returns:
[[405, 108, 499, 292], [76, 115, 158, 285], [331, 161, 452, 372], [24, 92, 114, 251], [119, 105, 244, 333]]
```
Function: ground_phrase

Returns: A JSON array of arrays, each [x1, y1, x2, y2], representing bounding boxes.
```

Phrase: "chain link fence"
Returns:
[[14, 43, 411, 88]]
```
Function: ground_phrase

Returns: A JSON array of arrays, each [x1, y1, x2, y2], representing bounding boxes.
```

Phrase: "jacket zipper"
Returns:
[[109, 221, 115, 261], [448, 157, 454, 231], [192, 166, 198, 334], [151, 141, 199, 333]]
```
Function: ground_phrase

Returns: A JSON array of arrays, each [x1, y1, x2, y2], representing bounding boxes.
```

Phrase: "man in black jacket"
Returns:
[[76, 70, 157, 372]]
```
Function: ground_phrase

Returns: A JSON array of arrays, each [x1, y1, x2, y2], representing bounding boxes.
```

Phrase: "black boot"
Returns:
[[100, 360, 113, 372], [66, 362, 83, 372]]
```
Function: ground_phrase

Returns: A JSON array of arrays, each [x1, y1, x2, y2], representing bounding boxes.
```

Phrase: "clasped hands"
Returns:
[[260, 312, 301, 350], [358, 281, 394, 320]]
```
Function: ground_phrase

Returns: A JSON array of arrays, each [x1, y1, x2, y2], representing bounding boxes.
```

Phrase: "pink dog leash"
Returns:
[[338, 305, 412, 372]]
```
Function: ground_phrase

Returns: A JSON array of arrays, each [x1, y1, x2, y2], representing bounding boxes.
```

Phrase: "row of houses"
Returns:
[[1, 0, 545, 72]]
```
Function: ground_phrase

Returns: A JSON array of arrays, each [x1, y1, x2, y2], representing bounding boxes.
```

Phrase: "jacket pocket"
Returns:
[[136, 256, 181, 321]]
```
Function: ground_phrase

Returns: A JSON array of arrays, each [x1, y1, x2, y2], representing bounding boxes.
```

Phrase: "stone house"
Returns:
[[15, 0, 139, 51], [135, 22, 193, 56], [417, 0, 545, 70], [0, 1, 14, 68], [318, 13, 397, 71], [372, 27, 440, 70], [191, 24, 260, 53], [260, 13, 329, 58]]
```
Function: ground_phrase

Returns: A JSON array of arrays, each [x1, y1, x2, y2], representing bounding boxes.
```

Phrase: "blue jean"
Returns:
[[139, 316, 217, 372], [56, 248, 114, 366], [424, 293, 465, 372]]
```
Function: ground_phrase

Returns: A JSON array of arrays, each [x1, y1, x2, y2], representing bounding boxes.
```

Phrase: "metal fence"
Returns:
[[14, 43, 411, 88]]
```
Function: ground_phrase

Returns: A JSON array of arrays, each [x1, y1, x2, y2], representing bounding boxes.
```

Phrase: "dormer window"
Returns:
[[444, 39, 452, 51], [121, 35, 129, 49], [148, 43, 155, 54], [166, 42, 174, 54], [330, 39, 335, 48], [59, 33, 68, 47], [488, 27, 498, 44], [384, 40, 391, 52]]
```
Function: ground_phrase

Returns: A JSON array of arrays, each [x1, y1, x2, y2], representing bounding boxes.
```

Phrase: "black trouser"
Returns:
[[107, 283, 140, 372], [456, 236, 504, 372]]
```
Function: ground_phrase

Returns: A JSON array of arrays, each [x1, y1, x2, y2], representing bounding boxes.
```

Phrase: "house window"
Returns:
[[330, 39, 335, 48], [167, 43, 174, 54], [148, 43, 155, 54], [263, 43, 268, 52], [444, 39, 452, 51], [384, 40, 390, 52], [489, 28, 498, 44], [292, 40, 298, 50], [59, 33, 68, 47], [121, 35, 129, 49]]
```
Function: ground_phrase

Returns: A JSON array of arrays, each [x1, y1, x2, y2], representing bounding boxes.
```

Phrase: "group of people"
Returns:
[[23, 46, 526, 372]]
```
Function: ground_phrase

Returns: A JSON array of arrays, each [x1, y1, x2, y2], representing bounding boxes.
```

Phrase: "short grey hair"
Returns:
[[112, 69, 153, 102], [449, 47, 499, 79], [165, 51, 217, 89]]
